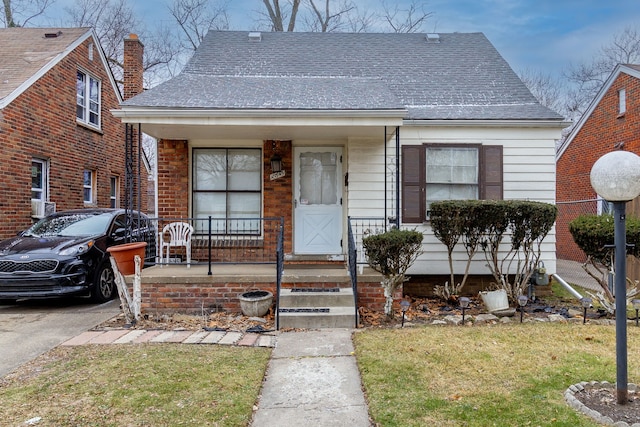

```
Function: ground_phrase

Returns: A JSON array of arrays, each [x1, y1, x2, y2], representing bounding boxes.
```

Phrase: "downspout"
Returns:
[[395, 126, 400, 228], [384, 126, 387, 224]]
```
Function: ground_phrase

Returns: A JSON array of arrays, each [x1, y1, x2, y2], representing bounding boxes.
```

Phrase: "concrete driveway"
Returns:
[[0, 298, 120, 378]]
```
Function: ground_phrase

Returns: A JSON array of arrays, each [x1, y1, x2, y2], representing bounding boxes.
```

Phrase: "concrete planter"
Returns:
[[239, 290, 273, 317]]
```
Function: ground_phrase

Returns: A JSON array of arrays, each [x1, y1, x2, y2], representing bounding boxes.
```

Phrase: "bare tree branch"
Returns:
[[306, 0, 354, 32], [380, 0, 432, 33], [260, 0, 301, 32], [1, 0, 55, 27], [168, 0, 229, 51]]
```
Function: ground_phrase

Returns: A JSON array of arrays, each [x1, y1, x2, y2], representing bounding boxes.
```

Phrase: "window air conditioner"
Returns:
[[31, 200, 56, 217]]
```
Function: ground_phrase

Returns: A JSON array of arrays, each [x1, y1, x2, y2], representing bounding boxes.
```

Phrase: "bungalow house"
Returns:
[[113, 31, 565, 325], [0, 27, 147, 239], [556, 64, 640, 270]]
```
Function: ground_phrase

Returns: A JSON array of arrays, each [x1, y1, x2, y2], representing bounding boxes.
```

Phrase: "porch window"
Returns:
[[401, 144, 503, 223], [192, 148, 261, 234]]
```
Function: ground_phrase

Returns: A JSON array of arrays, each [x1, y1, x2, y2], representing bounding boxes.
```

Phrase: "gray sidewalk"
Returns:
[[250, 329, 371, 427]]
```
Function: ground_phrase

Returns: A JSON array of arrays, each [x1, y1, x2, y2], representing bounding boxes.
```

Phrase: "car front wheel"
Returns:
[[91, 262, 116, 303]]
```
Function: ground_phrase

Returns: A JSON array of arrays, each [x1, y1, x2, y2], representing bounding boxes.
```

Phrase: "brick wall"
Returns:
[[556, 71, 640, 260], [0, 36, 126, 238], [264, 140, 293, 253], [139, 279, 394, 314], [156, 139, 189, 219]]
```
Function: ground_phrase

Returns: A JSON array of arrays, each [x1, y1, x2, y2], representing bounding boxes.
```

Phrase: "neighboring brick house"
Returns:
[[556, 64, 640, 262], [0, 27, 146, 239]]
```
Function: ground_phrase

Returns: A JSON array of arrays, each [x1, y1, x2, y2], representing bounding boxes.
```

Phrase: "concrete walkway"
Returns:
[[250, 329, 371, 427]]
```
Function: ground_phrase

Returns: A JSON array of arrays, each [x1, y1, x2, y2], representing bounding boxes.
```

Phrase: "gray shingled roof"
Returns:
[[124, 31, 563, 121], [0, 27, 90, 102]]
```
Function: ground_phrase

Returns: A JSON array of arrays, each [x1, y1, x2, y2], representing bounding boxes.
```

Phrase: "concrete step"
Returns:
[[278, 287, 355, 307], [277, 306, 357, 329]]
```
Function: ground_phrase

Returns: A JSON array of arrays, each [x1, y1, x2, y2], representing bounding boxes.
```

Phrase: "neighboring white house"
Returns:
[[113, 31, 566, 277]]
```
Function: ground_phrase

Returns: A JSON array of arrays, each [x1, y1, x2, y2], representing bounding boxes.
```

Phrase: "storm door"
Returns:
[[294, 147, 343, 254]]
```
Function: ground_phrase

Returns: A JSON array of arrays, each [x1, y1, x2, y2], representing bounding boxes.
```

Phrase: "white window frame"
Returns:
[[619, 89, 626, 115], [77, 70, 101, 128], [110, 176, 119, 208], [31, 159, 48, 202], [425, 145, 479, 211], [83, 170, 96, 204], [597, 196, 613, 215], [192, 148, 262, 235]]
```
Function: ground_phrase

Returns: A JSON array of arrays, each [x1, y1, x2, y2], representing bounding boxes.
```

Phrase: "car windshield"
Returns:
[[24, 213, 113, 237]]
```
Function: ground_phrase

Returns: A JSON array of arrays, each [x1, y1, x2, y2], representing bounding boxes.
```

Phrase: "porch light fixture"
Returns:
[[517, 295, 528, 323], [400, 299, 410, 327], [270, 141, 283, 173], [590, 150, 640, 405], [270, 153, 282, 173], [632, 299, 640, 327], [580, 297, 592, 325], [459, 297, 470, 325]]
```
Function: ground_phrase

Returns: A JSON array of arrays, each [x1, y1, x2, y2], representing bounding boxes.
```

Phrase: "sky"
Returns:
[[33, 0, 640, 81]]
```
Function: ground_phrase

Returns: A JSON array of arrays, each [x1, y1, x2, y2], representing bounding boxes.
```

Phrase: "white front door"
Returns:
[[294, 147, 343, 255]]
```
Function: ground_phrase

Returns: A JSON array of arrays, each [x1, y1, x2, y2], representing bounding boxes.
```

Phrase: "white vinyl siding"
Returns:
[[346, 124, 558, 276]]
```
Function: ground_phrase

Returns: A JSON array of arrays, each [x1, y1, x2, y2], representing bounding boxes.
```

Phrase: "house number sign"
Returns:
[[270, 170, 286, 181]]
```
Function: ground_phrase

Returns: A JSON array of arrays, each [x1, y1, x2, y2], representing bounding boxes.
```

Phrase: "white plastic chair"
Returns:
[[159, 222, 193, 268]]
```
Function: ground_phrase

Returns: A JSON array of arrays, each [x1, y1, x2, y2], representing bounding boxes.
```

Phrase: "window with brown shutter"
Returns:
[[401, 144, 503, 223]]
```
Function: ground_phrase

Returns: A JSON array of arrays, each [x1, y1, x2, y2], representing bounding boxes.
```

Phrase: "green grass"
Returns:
[[0, 344, 271, 427], [354, 322, 640, 427]]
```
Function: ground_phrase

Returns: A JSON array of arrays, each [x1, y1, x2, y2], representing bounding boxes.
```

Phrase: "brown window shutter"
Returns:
[[402, 145, 424, 223], [480, 145, 503, 200]]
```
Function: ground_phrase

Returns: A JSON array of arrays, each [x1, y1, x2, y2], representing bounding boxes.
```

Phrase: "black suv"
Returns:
[[0, 209, 156, 302]]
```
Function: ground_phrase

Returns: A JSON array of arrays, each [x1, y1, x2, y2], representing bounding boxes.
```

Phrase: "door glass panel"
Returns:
[[299, 152, 337, 205]]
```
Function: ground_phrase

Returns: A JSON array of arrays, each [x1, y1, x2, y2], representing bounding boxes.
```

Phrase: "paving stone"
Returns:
[[60, 331, 104, 346], [132, 330, 164, 343], [200, 330, 226, 344], [150, 330, 194, 343], [218, 331, 242, 345], [113, 330, 148, 344], [257, 335, 276, 347], [88, 330, 130, 344], [237, 333, 259, 346], [182, 331, 210, 344]]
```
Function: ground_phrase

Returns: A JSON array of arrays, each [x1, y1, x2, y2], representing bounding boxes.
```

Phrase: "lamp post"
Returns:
[[590, 150, 640, 405], [632, 299, 640, 327], [517, 295, 528, 323], [580, 297, 592, 325], [459, 297, 470, 325]]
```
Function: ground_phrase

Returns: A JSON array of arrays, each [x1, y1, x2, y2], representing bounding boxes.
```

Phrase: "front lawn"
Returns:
[[354, 322, 640, 426], [0, 344, 270, 427]]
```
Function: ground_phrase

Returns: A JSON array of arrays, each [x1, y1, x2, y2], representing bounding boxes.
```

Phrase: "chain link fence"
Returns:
[[555, 199, 599, 292]]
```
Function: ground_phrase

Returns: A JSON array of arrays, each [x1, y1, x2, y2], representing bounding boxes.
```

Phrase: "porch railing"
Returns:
[[347, 217, 389, 328], [138, 217, 284, 275]]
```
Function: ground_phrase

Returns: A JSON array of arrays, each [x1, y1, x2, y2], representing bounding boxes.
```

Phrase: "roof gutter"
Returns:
[[403, 119, 571, 129], [112, 107, 408, 120]]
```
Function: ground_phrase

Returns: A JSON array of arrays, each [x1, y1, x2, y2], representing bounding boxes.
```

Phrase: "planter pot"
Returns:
[[238, 290, 273, 317], [107, 242, 147, 275], [479, 289, 509, 313]]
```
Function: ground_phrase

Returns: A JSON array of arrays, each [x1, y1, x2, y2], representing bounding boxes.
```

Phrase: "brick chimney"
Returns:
[[123, 33, 144, 100]]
